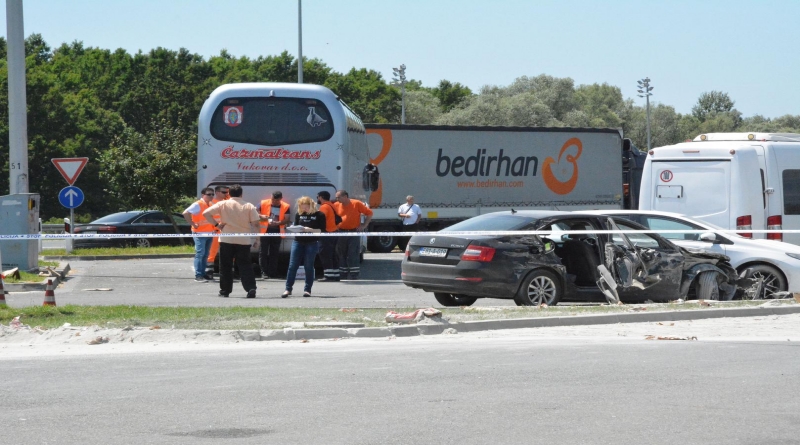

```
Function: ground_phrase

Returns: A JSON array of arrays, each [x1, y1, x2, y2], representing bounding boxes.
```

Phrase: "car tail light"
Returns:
[[460, 245, 495, 262], [623, 183, 630, 197], [736, 215, 752, 238], [98, 226, 117, 233], [767, 215, 783, 241]]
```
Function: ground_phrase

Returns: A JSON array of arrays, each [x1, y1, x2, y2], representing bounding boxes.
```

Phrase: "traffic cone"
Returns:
[[43, 279, 56, 306], [0, 276, 7, 307]]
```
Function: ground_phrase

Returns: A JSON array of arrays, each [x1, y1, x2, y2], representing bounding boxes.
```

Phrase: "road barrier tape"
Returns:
[[2, 229, 800, 241]]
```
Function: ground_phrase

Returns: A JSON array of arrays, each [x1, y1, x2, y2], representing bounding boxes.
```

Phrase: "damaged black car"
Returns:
[[401, 210, 756, 307]]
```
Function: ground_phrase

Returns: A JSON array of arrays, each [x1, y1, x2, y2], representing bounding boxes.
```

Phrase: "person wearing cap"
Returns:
[[258, 190, 290, 279], [182, 187, 216, 282], [316, 191, 340, 281], [333, 190, 372, 280]]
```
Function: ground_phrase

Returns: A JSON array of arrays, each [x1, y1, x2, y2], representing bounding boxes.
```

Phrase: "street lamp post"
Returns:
[[637, 78, 654, 150], [392, 64, 407, 124], [297, 0, 303, 83]]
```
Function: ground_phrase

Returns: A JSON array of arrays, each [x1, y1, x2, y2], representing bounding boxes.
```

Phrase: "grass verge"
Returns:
[[43, 245, 194, 256], [0, 300, 793, 331]]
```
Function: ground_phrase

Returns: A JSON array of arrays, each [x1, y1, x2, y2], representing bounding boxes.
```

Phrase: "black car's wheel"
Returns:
[[744, 264, 787, 299], [696, 271, 721, 301], [433, 292, 478, 307], [127, 238, 151, 248], [514, 269, 561, 306]]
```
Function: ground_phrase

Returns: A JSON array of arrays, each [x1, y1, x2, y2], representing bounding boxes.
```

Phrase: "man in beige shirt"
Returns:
[[203, 184, 261, 298]]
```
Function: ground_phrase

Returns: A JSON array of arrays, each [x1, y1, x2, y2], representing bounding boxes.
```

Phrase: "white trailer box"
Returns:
[[639, 132, 800, 244], [365, 125, 629, 252]]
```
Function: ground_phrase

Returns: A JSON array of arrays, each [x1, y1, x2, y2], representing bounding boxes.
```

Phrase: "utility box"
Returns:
[[0, 193, 40, 271]]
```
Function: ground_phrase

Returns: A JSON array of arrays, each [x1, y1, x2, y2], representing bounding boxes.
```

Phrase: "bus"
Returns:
[[197, 83, 376, 257]]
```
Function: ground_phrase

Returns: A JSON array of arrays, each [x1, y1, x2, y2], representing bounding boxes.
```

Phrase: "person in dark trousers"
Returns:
[[258, 190, 290, 278], [203, 184, 261, 298], [316, 191, 340, 281], [283, 196, 326, 298], [397, 195, 422, 246], [333, 190, 372, 280]]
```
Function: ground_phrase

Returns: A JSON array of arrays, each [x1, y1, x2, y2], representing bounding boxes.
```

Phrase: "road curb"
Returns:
[[40, 254, 194, 261], [3, 263, 72, 292], [253, 304, 800, 342]]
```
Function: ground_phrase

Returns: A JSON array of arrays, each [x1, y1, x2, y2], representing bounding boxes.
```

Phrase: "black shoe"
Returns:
[[303, 291, 311, 297], [348, 274, 359, 280], [281, 290, 291, 298], [246, 289, 256, 299], [204, 274, 214, 281], [218, 290, 230, 298]]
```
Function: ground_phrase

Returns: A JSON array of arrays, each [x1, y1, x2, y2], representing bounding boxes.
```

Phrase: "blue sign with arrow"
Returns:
[[58, 186, 84, 209]]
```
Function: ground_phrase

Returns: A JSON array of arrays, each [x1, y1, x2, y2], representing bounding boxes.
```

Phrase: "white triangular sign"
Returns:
[[52, 158, 89, 185]]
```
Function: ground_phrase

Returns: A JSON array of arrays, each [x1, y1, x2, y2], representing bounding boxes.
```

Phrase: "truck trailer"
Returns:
[[364, 124, 644, 252]]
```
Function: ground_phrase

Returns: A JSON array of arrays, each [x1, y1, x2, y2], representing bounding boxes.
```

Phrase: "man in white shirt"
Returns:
[[398, 195, 421, 233], [203, 184, 261, 298]]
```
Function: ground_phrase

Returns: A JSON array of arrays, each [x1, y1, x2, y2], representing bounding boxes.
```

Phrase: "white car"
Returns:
[[583, 210, 800, 299]]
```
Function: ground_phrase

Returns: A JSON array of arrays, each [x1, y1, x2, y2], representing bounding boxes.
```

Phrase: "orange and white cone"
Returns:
[[0, 276, 7, 307], [43, 279, 56, 306]]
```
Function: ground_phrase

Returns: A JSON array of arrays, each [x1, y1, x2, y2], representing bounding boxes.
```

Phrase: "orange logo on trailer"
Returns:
[[366, 129, 393, 208], [542, 138, 582, 195]]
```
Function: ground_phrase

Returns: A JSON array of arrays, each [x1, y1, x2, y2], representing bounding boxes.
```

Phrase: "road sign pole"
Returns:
[[66, 208, 74, 254]]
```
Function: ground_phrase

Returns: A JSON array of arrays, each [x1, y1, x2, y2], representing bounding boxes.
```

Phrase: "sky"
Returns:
[[1, 0, 799, 118]]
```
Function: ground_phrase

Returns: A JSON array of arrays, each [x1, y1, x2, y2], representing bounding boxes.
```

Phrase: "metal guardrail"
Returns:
[[42, 224, 65, 234]]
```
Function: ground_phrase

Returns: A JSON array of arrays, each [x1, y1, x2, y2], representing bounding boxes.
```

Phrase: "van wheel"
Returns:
[[696, 271, 721, 301], [514, 270, 561, 306], [433, 292, 478, 307], [744, 264, 787, 299]]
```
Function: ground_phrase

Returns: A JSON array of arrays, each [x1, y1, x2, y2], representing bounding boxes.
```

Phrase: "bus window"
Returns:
[[210, 97, 334, 146]]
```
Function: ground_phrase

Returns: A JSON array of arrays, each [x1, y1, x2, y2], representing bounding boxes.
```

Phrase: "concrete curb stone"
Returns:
[[3, 263, 71, 292], [253, 304, 800, 342], [41, 254, 193, 261]]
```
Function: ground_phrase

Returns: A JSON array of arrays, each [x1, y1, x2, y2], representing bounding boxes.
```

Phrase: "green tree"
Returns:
[[99, 118, 196, 237], [324, 68, 400, 123], [574, 83, 624, 128], [404, 89, 442, 124], [691, 91, 736, 122], [431, 80, 472, 112]]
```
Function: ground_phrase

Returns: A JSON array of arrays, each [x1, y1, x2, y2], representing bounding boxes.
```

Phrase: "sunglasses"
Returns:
[[204, 193, 214, 196]]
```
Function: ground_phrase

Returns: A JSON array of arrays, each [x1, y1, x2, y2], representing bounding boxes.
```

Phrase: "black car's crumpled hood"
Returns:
[[679, 246, 731, 263]]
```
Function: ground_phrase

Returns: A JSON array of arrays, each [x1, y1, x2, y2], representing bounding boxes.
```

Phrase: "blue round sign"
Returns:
[[58, 186, 84, 209]]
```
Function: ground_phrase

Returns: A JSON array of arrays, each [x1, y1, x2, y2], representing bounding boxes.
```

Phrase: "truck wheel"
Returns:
[[368, 235, 397, 253], [743, 264, 787, 299], [514, 269, 561, 306], [433, 292, 478, 307], [696, 271, 721, 301]]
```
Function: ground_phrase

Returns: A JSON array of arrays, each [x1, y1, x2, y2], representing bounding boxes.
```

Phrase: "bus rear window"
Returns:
[[210, 97, 334, 146]]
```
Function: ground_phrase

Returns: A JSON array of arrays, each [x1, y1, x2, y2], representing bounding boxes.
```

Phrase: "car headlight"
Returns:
[[786, 253, 800, 261]]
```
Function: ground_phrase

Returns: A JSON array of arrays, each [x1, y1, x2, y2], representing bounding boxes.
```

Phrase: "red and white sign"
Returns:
[[659, 170, 674, 182], [223, 106, 243, 127], [52, 157, 88, 185]]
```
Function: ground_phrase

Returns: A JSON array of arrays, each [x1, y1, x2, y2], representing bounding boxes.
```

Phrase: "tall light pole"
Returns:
[[637, 77, 654, 150], [6, 0, 29, 193], [297, 0, 303, 83], [392, 64, 407, 124]]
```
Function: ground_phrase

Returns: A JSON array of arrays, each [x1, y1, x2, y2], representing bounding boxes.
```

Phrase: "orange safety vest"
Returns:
[[260, 200, 290, 234], [191, 199, 215, 233]]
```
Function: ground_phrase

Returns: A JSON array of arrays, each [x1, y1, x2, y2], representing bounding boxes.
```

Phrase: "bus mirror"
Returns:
[[362, 164, 379, 192]]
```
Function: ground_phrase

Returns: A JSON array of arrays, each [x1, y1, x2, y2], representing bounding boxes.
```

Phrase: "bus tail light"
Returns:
[[736, 215, 753, 238], [767, 215, 783, 241], [460, 245, 496, 262]]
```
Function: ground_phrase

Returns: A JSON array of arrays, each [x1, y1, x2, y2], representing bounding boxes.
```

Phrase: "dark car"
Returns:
[[72, 211, 191, 248], [401, 210, 753, 307]]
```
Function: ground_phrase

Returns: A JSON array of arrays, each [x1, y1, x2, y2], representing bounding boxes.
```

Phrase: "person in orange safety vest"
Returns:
[[258, 190, 290, 278], [182, 187, 216, 282], [205, 185, 230, 269]]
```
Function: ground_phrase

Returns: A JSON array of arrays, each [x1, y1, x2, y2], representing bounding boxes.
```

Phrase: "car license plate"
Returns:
[[419, 247, 447, 258]]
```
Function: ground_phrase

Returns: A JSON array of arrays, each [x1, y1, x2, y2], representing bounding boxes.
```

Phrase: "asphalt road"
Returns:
[[2, 333, 798, 444], [8, 253, 517, 308]]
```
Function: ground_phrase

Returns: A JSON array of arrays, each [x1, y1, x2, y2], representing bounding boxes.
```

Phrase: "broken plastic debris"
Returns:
[[10, 316, 22, 329], [385, 308, 442, 324], [86, 336, 109, 345], [645, 335, 697, 341], [83, 288, 113, 292]]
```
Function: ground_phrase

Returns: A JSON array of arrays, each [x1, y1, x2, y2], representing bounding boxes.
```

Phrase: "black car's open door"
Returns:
[[596, 217, 664, 303]]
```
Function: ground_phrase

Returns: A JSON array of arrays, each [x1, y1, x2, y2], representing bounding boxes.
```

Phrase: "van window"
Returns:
[[782, 170, 800, 215]]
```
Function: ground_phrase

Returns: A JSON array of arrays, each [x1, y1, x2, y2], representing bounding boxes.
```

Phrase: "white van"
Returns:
[[639, 133, 800, 244]]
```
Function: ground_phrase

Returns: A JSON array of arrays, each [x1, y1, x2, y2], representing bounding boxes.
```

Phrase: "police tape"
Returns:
[[1, 229, 799, 241]]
